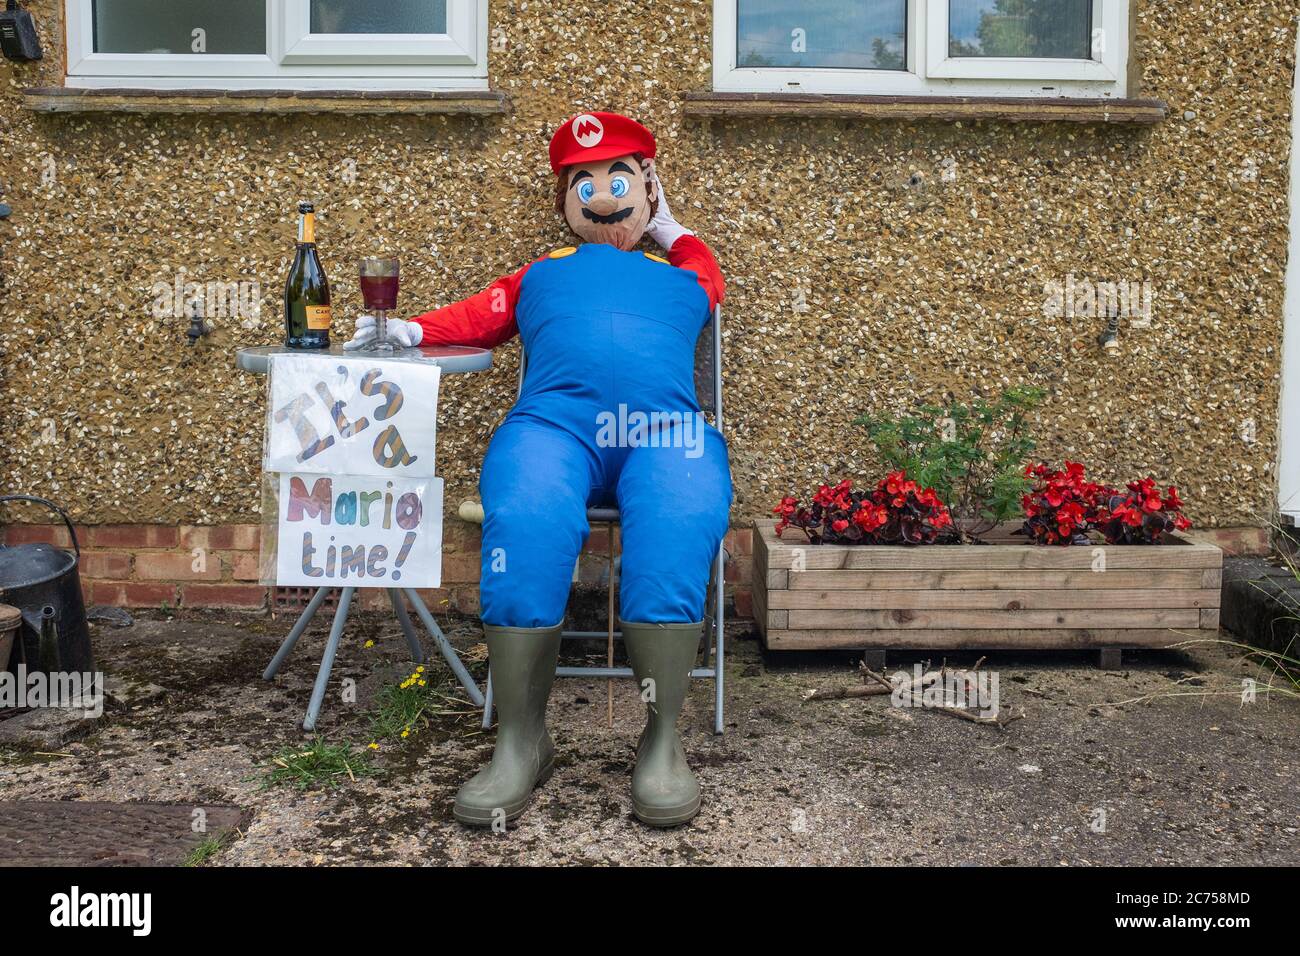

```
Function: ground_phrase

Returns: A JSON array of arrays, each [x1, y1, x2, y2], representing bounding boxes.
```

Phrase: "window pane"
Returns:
[[310, 0, 448, 34], [92, 0, 265, 54], [949, 0, 1092, 58], [737, 0, 906, 70]]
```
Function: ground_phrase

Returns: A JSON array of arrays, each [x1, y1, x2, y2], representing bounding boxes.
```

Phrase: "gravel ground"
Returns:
[[1, 609, 1297, 866]]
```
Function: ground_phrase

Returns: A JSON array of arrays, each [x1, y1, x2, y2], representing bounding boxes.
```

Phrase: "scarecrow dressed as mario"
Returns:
[[347, 112, 732, 827]]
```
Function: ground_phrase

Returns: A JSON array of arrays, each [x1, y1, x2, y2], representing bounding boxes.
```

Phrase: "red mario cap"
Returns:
[[549, 111, 656, 174]]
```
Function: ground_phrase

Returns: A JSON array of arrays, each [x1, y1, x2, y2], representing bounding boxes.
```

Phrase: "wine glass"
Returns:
[[359, 256, 400, 353]]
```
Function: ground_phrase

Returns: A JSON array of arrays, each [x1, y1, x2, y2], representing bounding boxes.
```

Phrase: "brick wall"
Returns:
[[2, 522, 267, 610], [0, 521, 757, 616]]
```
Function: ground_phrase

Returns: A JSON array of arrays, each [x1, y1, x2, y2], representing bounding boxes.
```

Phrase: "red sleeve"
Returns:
[[667, 234, 725, 310], [411, 258, 540, 348]]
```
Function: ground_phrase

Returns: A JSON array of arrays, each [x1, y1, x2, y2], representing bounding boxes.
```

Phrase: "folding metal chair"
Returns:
[[481, 304, 728, 734]]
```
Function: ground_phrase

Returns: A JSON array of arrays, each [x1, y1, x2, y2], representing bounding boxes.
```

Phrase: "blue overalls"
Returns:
[[478, 243, 733, 628]]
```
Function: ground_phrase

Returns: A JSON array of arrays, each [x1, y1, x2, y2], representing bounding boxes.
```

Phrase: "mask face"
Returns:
[[562, 153, 652, 251]]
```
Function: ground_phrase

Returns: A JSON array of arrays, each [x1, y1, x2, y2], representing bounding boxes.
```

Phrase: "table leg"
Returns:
[[714, 552, 726, 736], [402, 588, 485, 707], [387, 589, 425, 664], [263, 585, 332, 680], [303, 587, 355, 732]]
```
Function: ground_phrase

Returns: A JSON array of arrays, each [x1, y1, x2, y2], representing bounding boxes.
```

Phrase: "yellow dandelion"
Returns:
[[364, 640, 375, 648], [368, 742, 379, 751]]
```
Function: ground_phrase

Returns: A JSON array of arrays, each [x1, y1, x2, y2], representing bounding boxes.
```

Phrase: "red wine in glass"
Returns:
[[360, 274, 399, 311], [359, 257, 400, 352]]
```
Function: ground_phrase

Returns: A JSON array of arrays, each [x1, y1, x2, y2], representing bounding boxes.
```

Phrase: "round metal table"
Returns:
[[236, 342, 492, 376], [236, 341, 493, 730]]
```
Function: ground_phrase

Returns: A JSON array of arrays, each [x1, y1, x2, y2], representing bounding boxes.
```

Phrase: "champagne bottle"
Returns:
[[284, 201, 331, 349]]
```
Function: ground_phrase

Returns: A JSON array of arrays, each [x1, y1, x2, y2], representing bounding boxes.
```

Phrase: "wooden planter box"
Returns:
[[753, 519, 1223, 663]]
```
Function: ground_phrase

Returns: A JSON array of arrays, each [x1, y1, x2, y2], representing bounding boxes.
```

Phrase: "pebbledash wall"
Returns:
[[0, 1, 1291, 613]]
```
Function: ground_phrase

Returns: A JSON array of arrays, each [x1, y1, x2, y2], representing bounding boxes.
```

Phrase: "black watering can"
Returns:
[[0, 495, 95, 676]]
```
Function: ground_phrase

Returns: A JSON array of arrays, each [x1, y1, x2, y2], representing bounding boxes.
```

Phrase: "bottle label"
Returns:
[[299, 213, 316, 245], [306, 305, 332, 330]]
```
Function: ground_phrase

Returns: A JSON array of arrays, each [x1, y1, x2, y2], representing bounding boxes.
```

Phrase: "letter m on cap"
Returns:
[[572, 114, 604, 148]]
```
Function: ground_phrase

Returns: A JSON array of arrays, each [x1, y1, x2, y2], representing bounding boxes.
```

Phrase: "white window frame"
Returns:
[[928, 0, 1120, 82], [64, 0, 489, 90], [281, 2, 478, 64], [714, 0, 1129, 98]]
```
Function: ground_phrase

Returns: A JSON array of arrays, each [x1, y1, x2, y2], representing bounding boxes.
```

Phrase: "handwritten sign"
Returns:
[[264, 354, 445, 590], [265, 355, 440, 477], [274, 473, 443, 589]]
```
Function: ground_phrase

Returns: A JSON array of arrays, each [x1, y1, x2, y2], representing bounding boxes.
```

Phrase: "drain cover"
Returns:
[[0, 801, 247, 866]]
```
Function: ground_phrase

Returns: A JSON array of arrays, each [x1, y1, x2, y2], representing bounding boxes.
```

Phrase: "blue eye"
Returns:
[[577, 180, 595, 204], [610, 176, 630, 199]]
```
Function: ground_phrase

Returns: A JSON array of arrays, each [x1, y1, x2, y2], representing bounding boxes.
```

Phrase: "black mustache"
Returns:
[[581, 206, 635, 225]]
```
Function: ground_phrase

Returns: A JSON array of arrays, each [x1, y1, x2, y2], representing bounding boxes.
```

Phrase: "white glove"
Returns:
[[643, 160, 694, 252], [344, 314, 424, 350]]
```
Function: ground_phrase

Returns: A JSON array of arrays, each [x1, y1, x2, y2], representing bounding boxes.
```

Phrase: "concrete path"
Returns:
[[0, 610, 1295, 866]]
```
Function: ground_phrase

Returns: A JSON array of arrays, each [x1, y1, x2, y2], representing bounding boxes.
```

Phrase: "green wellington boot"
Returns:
[[623, 621, 704, 827], [454, 625, 562, 827]]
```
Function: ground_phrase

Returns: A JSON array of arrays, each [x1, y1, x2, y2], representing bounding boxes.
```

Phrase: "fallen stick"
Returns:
[[930, 704, 1025, 732], [812, 657, 1024, 732], [806, 657, 923, 702], [862, 663, 961, 698], [906, 668, 988, 698], [898, 692, 1026, 732], [803, 684, 892, 702], [860, 665, 898, 692]]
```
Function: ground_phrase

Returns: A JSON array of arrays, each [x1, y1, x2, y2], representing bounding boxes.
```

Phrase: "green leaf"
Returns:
[[858, 386, 1042, 527]]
